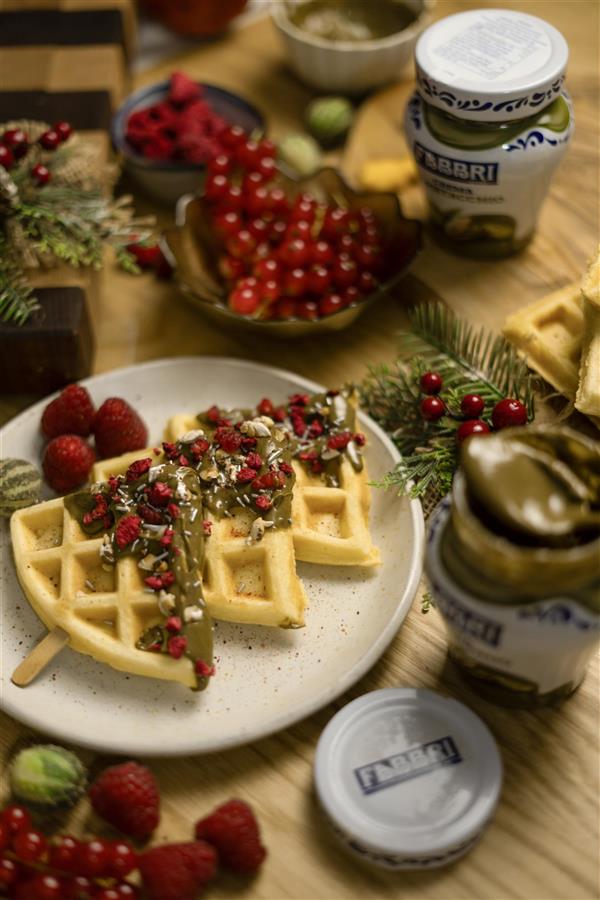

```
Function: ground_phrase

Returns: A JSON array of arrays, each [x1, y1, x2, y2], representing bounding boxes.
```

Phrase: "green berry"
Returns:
[[305, 96, 354, 147], [10, 744, 87, 808], [278, 133, 322, 178], [0, 459, 41, 517]]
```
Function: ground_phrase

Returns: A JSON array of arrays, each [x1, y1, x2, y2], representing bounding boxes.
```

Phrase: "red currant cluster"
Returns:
[[419, 371, 528, 443], [0, 121, 72, 186], [0, 804, 138, 899], [203, 126, 387, 321]]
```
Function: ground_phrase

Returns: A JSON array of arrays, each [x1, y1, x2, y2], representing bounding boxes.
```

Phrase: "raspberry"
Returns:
[[308, 419, 324, 437], [254, 495, 272, 511], [160, 527, 174, 546], [256, 398, 274, 417], [245, 452, 262, 470], [214, 426, 242, 454], [169, 71, 201, 106], [115, 515, 142, 550], [148, 482, 172, 507], [137, 505, 163, 525], [126, 242, 162, 271], [195, 799, 266, 874], [327, 431, 352, 451], [190, 438, 209, 460], [139, 841, 216, 900], [42, 435, 96, 493], [203, 520, 212, 536], [41, 384, 96, 439], [125, 458, 152, 482], [288, 393, 309, 407], [89, 762, 159, 840], [279, 462, 293, 475], [353, 432, 366, 446], [165, 616, 182, 633], [162, 441, 178, 460], [167, 636, 187, 659], [195, 660, 215, 678], [236, 467, 256, 484], [252, 471, 285, 491], [93, 398, 148, 460]]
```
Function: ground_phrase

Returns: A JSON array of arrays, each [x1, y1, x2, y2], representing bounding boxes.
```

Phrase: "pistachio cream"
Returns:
[[405, 9, 573, 258], [426, 427, 600, 706]]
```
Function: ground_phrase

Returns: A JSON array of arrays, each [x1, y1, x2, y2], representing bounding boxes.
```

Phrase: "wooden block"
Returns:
[[0, 287, 95, 393], [0, 89, 113, 131]]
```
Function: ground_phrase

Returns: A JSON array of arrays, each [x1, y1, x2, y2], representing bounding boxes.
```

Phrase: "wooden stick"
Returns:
[[11, 627, 70, 687]]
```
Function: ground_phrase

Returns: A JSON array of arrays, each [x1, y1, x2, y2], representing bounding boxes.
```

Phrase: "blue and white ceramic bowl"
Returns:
[[111, 80, 265, 205]]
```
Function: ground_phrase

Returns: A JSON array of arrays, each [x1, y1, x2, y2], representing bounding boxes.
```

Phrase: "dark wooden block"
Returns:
[[0, 89, 113, 131], [0, 9, 125, 49], [0, 287, 95, 393]]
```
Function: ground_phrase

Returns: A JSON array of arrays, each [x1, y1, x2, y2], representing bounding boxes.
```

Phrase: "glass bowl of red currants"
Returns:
[[162, 141, 422, 337]]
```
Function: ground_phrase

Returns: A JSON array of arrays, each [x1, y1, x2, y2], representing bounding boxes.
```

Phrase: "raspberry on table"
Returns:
[[195, 798, 267, 874], [89, 762, 159, 840], [139, 841, 217, 900], [42, 435, 96, 493], [93, 398, 148, 460], [41, 384, 96, 439]]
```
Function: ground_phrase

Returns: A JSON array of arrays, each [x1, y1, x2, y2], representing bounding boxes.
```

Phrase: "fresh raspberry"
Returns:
[[214, 426, 242, 454], [194, 799, 267, 874], [41, 384, 96, 439], [42, 435, 96, 493], [115, 515, 142, 550], [169, 71, 201, 106], [126, 458, 152, 482], [139, 841, 216, 900], [93, 398, 148, 459], [89, 762, 160, 840], [126, 242, 162, 270]]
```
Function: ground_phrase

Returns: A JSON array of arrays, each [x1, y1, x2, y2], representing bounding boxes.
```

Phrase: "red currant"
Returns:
[[337, 234, 359, 257], [283, 267, 308, 296], [357, 270, 378, 294], [0, 856, 18, 888], [267, 187, 289, 215], [208, 153, 232, 176], [12, 829, 47, 862], [279, 238, 310, 268], [39, 129, 60, 150], [247, 217, 269, 241], [290, 196, 316, 223], [286, 219, 312, 241], [491, 398, 528, 429], [229, 285, 260, 315], [356, 243, 383, 270], [54, 121, 73, 142], [257, 155, 276, 180], [251, 240, 270, 262], [2, 127, 28, 158], [244, 184, 269, 217], [460, 393, 485, 418], [221, 124, 246, 149], [48, 835, 81, 873], [236, 138, 262, 170], [273, 297, 297, 319], [217, 183, 243, 211], [420, 371, 443, 395], [218, 254, 246, 281], [362, 223, 383, 244], [0, 144, 15, 169], [268, 218, 288, 244], [295, 298, 319, 320], [76, 839, 111, 878], [260, 278, 281, 304], [456, 419, 491, 443], [319, 293, 344, 316], [31, 164, 51, 185], [115, 885, 140, 898], [332, 257, 358, 289], [342, 286, 360, 306], [253, 257, 281, 280], [1, 806, 31, 836], [257, 138, 276, 160], [242, 170, 264, 193], [420, 396, 446, 421], [213, 210, 242, 238], [106, 840, 137, 879], [25, 873, 64, 899], [63, 875, 94, 899], [321, 207, 350, 240], [307, 265, 331, 294], [312, 240, 334, 266], [226, 229, 256, 259], [0, 823, 9, 852], [204, 172, 229, 201]]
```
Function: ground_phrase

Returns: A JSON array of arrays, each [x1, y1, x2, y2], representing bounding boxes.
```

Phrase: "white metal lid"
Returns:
[[415, 9, 568, 121], [314, 688, 502, 866]]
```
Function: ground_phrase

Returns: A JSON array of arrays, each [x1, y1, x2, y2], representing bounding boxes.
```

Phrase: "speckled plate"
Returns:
[[0, 358, 423, 757]]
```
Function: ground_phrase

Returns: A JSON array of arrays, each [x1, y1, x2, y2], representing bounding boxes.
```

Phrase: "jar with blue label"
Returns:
[[405, 9, 573, 257], [426, 426, 600, 707]]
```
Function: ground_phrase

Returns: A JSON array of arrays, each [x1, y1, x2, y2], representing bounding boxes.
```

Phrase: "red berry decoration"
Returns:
[[457, 419, 491, 443], [460, 393, 485, 418], [31, 163, 51, 185], [3, 128, 28, 158], [89, 761, 160, 840], [420, 371, 443, 395], [39, 129, 60, 151], [195, 798, 267, 874], [491, 397, 528, 429], [0, 144, 15, 169], [420, 396, 446, 421], [54, 121, 73, 142]]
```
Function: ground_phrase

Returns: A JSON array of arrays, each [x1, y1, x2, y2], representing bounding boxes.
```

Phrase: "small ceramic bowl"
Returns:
[[270, 0, 435, 95], [111, 80, 265, 205], [162, 167, 422, 338]]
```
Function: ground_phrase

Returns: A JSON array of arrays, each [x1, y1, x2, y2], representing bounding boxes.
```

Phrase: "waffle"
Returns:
[[575, 248, 600, 417], [10, 496, 197, 687], [165, 414, 380, 567], [91, 451, 306, 630]]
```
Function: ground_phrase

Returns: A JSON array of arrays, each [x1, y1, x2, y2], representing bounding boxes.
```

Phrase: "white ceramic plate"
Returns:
[[0, 358, 423, 757]]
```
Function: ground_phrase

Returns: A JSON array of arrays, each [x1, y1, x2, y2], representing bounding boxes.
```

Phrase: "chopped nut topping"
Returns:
[[138, 553, 158, 571], [158, 590, 176, 615], [247, 516, 275, 544], [200, 466, 219, 481], [180, 429, 205, 443]]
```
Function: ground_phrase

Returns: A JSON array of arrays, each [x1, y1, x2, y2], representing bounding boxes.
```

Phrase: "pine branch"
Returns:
[[0, 236, 39, 325]]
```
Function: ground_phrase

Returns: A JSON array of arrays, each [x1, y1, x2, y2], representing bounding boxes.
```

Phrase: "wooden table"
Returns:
[[1, 4, 599, 899]]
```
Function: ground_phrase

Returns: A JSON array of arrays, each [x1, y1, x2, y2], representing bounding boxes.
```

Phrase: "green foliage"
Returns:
[[360, 301, 537, 506], [0, 235, 39, 325]]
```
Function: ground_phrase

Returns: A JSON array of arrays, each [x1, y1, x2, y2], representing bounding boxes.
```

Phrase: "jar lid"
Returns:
[[415, 9, 568, 122], [314, 688, 502, 869]]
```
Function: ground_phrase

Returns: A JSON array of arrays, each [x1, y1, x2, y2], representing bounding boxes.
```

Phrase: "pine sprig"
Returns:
[[0, 235, 39, 324], [360, 301, 537, 508]]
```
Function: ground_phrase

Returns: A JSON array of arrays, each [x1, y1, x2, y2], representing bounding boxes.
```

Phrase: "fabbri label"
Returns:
[[413, 142, 498, 184], [354, 736, 462, 795]]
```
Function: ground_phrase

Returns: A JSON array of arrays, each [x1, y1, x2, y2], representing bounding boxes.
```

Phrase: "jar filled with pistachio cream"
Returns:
[[426, 426, 600, 707], [405, 9, 573, 257]]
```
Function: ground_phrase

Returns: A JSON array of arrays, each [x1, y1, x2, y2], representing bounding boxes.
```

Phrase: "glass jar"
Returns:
[[425, 427, 600, 707], [405, 9, 574, 258]]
